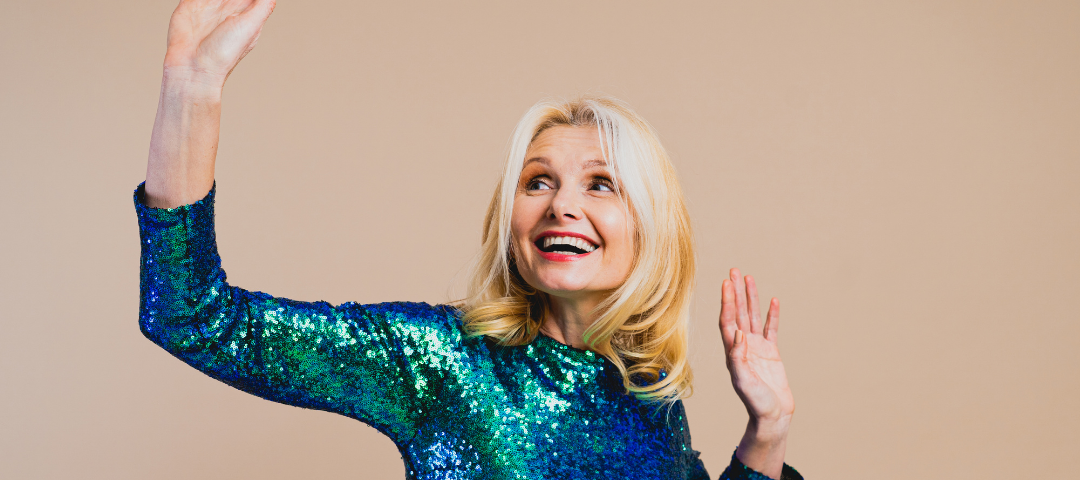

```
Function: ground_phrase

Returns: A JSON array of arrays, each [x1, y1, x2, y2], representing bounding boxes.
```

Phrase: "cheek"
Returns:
[[510, 197, 540, 249], [594, 208, 634, 265]]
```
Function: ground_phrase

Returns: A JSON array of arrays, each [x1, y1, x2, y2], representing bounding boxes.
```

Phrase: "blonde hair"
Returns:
[[460, 95, 696, 404]]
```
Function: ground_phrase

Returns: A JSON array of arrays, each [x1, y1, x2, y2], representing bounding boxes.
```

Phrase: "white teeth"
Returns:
[[541, 235, 597, 253]]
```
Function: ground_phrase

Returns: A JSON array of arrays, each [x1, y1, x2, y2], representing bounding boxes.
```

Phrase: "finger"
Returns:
[[764, 297, 780, 343], [719, 279, 738, 353], [730, 268, 751, 333], [745, 274, 762, 334]]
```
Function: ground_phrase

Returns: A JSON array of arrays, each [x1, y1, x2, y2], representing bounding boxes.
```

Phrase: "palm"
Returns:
[[719, 269, 794, 423], [163, 0, 276, 80]]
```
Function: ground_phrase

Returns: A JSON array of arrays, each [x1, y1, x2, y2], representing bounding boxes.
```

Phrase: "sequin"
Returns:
[[135, 183, 802, 480]]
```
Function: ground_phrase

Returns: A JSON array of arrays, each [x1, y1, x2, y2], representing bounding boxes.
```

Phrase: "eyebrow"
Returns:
[[522, 157, 610, 170]]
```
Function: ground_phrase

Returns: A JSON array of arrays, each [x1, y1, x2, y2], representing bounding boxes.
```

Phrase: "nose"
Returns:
[[549, 186, 583, 221]]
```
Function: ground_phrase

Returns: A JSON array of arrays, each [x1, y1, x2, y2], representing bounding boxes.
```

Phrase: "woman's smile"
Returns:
[[532, 230, 599, 260]]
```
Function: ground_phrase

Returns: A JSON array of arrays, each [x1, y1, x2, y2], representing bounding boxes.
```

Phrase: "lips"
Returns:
[[532, 231, 599, 260], [540, 235, 597, 253]]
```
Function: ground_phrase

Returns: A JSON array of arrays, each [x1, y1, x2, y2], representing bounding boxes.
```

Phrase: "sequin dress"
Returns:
[[135, 183, 802, 480]]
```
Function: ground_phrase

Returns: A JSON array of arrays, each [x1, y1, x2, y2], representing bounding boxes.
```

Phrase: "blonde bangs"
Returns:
[[460, 96, 696, 404]]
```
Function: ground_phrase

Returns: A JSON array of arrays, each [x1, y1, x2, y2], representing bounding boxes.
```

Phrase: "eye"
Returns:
[[526, 177, 553, 191], [590, 178, 615, 192]]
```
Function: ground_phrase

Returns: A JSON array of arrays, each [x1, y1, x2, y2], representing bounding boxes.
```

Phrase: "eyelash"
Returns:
[[590, 178, 615, 192], [525, 177, 552, 191], [525, 176, 615, 192]]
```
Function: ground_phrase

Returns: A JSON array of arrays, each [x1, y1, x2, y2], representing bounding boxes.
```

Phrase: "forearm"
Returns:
[[144, 68, 225, 208], [735, 418, 790, 479]]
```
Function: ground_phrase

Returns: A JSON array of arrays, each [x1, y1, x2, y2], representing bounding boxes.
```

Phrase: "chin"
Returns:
[[528, 273, 601, 298], [537, 285, 591, 298]]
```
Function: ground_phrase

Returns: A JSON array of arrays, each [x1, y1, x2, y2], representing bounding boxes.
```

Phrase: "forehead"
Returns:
[[524, 126, 606, 169]]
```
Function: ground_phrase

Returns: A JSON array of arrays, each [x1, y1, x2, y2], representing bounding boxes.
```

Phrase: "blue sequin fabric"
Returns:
[[135, 183, 802, 480]]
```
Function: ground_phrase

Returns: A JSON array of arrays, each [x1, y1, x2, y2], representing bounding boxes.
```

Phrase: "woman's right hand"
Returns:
[[144, 0, 276, 208], [163, 0, 277, 87]]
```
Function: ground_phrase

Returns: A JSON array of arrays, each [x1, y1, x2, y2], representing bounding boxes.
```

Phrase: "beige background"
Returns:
[[2, 1, 1078, 478]]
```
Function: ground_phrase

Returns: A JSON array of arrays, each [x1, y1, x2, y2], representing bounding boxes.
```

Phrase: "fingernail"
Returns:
[[735, 330, 744, 345]]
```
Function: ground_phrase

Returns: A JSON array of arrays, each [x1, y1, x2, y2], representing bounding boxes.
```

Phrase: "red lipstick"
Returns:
[[532, 230, 599, 262]]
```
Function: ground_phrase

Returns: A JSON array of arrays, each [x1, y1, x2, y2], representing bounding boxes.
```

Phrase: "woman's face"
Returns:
[[510, 126, 634, 304]]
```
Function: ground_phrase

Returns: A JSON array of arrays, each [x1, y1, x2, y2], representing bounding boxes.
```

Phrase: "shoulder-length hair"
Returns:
[[461, 95, 695, 404]]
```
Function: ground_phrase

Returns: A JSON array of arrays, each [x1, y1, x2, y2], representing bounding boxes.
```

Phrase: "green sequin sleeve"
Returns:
[[135, 183, 454, 444]]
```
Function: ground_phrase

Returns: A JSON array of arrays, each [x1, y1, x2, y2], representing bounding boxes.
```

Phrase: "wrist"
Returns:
[[160, 66, 226, 100], [745, 415, 791, 444], [736, 419, 789, 480]]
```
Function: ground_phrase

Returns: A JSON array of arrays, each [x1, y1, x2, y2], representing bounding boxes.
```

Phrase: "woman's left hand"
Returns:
[[719, 268, 794, 478]]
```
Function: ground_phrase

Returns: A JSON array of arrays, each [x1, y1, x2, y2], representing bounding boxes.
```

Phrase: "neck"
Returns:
[[538, 294, 606, 349]]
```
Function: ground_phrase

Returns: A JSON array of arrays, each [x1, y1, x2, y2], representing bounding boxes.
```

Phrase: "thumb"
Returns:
[[241, 0, 277, 22], [229, 0, 277, 75]]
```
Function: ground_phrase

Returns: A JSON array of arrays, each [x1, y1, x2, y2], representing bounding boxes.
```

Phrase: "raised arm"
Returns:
[[144, 0, 276, 208], [136, 0, 461, 444]]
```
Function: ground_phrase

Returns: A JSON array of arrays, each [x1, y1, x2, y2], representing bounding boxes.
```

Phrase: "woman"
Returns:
[[138, 1, 800, 479]]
